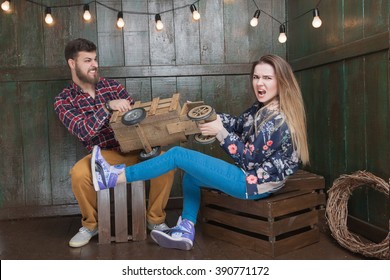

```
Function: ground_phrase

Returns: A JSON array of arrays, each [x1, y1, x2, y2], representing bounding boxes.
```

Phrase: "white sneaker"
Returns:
[[69, 227, 98, 248], [147, 222, 170, 232]]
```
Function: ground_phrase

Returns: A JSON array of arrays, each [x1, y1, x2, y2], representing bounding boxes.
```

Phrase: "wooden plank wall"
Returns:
[[0, 0, 285, 219], [287, 0, 389, 234]]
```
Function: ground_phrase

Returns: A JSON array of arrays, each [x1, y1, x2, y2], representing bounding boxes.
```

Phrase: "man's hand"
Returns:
[[108, 99, 132, 112]]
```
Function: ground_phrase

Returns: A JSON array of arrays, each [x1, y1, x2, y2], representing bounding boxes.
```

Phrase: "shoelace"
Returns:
[[79, 227, 94, 234], [163, 225, 191, 237]]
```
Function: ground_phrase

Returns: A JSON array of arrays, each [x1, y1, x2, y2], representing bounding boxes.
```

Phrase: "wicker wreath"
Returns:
[[326, 170, 389, 260]]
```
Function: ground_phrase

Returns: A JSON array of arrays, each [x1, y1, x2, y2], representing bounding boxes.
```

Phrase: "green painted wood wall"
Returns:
[[1, 0, 388, 237], [0, 0, 285, 218], [287, 0, 389, 234]]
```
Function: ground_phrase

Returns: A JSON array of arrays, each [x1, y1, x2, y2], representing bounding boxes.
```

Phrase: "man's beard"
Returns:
[[75, 66, 99, 85]]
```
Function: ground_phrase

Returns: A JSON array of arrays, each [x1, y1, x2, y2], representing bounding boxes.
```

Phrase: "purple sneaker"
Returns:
[[91, 145, 125, 191], [150, 217, 195, 250]]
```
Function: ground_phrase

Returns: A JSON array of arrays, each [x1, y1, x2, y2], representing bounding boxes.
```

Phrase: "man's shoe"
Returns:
[[69, 227, 98, 248], [150, 217, 195, 250], [91, 145, 125, 191], [147, 222, 170, 232]]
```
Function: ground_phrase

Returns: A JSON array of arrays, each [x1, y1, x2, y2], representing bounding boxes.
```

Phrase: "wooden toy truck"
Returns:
[[109, 93, 216, 159]]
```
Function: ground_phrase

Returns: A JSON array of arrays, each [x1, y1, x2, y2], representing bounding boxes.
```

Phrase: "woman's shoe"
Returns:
[[91, 145, 125, 191], [150, 217, 195, 250]]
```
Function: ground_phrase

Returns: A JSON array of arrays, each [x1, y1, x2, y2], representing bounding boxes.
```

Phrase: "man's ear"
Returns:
[[67, 58, 75, 69]]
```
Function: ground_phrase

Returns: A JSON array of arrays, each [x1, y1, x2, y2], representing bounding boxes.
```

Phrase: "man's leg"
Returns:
[[147, 169, 175, 226], [69, 150, 138, 247], [69, 153, 98, 247]]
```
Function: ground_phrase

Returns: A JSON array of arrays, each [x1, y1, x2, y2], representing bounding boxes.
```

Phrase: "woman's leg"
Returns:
[[125, 146, 247, 198], [124, 146, 252, 223], [141, 147, 247, 251], [180, 173, 208, 223]]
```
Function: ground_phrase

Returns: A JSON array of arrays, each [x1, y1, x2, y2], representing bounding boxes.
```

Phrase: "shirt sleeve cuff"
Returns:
[[216, 127, 229, 142]]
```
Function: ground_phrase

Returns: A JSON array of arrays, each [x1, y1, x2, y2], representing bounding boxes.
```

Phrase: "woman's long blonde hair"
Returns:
[[251, 54, 309, 165]]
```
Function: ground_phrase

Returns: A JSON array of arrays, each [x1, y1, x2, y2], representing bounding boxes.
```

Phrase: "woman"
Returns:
[[91, 54, 309, 250]]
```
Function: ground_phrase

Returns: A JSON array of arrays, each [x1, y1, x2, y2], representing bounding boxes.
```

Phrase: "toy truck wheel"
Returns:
[[187, 105, 215, 121], [194, 134, 216, 144], [122, 108, 147, 126], [138, 146, 161, 161]]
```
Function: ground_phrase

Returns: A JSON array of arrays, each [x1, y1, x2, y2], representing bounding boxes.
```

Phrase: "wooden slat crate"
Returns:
[[200, 170, 326, 257], [97, 181, 147, 244]]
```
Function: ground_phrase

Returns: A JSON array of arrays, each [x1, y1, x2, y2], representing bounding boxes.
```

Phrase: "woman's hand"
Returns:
[[198, 115, 224, 136]]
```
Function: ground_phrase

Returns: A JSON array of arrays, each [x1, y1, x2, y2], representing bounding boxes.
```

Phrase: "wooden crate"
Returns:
[[97, 181, 147, 244], [200, 170, 326, 257], [110, 93, 201, 153]]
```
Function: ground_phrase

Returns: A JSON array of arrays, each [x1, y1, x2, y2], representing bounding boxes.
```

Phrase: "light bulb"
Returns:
[[312, 8, 322, 28], [156, 20, 164, 30], [155, 14, 163, 31], [117, 18, 125, 28], [250, 18, 258, 27], [45, 7, 54, 25], [83, 10, 91, 21], [278, 33, 287, 43], [192, 10, 200, 20], [278, 24, 287, 43], [83, 4, 91, 21], [1, 1, 10, 12], [250, 10, 261, 27], [45, 14, 53, 24], [190, 4, 200, 21], [117, 12, 125, 28]]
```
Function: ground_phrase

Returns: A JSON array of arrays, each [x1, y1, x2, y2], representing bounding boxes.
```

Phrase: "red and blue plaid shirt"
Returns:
[[54, 78, 134, 152]]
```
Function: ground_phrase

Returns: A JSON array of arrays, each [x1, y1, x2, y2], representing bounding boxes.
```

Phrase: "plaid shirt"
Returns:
[[54, 78, 134, 152]]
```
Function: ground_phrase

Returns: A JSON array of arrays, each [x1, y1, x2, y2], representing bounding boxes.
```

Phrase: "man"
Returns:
[[54, 38, 175, 248]]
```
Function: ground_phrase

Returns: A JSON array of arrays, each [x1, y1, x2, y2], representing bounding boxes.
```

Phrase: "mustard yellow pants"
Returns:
[[70, 149, 175, 230]]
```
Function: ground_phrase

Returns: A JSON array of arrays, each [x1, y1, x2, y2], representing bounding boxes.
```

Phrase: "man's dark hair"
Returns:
[[64, 38, 97, 62]]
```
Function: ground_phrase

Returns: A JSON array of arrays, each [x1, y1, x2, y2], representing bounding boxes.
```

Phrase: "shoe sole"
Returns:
[[69, 239, 90, 248], [91, 146, 101, 192], [150, 230, 193, 251]]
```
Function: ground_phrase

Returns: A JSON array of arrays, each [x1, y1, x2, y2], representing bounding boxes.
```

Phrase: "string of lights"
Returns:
[[1, 0, 322, 44], [250, 0, 323, 43]]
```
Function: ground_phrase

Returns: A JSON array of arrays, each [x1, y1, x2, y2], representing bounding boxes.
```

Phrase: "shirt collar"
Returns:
[[70, 77, 104, 93]]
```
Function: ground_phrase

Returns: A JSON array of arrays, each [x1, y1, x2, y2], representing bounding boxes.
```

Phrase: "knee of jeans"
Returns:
[[169, 146, 180, 153], [169, 146, 187, 155]]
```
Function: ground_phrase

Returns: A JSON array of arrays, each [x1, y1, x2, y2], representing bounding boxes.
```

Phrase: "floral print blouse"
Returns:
[[218, 101, 299, 197]]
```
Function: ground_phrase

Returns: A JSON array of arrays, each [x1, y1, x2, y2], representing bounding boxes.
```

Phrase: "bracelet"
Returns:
[[105, 102, 112, 112]]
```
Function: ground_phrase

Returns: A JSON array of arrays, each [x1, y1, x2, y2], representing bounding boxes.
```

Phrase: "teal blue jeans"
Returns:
[[125, 146, 269, 224]]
